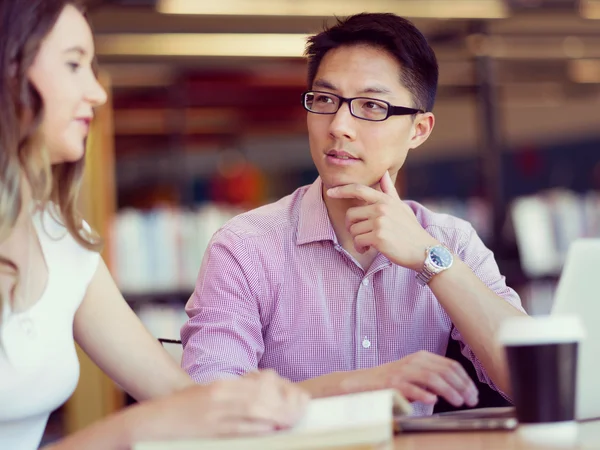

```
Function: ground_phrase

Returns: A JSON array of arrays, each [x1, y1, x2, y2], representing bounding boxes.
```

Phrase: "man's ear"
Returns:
[[409, 112, 435, 150]]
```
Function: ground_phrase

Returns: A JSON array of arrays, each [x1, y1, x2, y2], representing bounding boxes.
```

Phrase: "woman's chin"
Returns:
[[49, 146, 85, 165]]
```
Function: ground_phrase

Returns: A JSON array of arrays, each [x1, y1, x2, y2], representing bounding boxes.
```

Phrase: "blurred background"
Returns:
[[44, 0, 600, 443]]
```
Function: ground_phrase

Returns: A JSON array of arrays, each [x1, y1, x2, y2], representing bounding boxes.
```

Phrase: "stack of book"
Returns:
[[110, 203, 242, 295]]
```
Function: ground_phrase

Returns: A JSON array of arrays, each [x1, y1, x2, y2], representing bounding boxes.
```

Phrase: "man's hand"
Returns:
[[326, 171, 439, 271], [348, 351, 479, 408]]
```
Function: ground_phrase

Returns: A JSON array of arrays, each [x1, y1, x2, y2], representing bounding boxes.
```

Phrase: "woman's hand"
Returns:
[[43, 371, 310, 450], [132, 370, 310, 441]]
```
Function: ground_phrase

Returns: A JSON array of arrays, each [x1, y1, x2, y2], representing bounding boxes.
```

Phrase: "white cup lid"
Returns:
[[497, 314, 585, 346], [518, 421, 579, 448]]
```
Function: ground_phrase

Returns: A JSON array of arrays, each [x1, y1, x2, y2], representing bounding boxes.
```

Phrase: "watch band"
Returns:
[[415, 264, 436, 286]]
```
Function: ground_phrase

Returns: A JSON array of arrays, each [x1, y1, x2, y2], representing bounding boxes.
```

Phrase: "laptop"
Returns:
[[396, 407, 517, 432], [550, 238, 600, 421], [396, 238, 600, 432]]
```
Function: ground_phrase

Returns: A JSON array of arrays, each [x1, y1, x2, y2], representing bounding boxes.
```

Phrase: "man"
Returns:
[[181, 13, 527, 416]]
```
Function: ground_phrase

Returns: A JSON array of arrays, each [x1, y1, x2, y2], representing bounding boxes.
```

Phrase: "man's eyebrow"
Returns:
[[312, 80, 393, 96], [359, 86, 392, 96], [313, 79, 337, 91], [63, 46, 87, 56]]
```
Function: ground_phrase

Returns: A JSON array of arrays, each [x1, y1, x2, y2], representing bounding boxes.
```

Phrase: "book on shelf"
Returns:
[[511, 189, 600, 279], [133, 389, 412, 450], [110, 204, 241, 294]]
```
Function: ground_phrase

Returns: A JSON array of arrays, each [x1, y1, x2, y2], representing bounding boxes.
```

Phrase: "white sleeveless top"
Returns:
[[0, 208, 100, 450]]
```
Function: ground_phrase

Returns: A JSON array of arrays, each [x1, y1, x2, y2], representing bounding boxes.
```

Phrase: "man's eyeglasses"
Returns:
[[301, 91, 424, 122]]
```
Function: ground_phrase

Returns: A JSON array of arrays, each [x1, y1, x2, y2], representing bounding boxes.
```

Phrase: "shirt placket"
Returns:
[[355, 272, 380, 370]]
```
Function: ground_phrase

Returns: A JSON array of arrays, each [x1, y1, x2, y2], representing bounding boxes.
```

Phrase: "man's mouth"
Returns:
[[327, 150, 359, 160]]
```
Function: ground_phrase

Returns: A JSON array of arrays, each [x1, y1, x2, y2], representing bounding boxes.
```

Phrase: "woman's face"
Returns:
[[27, 4, 107, 164]]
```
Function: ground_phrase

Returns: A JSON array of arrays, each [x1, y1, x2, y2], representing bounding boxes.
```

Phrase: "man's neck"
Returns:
[[322, 185, 378, 270]]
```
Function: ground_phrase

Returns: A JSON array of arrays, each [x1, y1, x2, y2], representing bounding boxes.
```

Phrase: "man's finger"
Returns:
[[349, 219, 373, 238], [413, 353, 478, 406], [416, 371, 466, 407], [428, 362, 478, 407], [346, 205, 378, 229], [390, 362, 462, 406], [349, 221, 373, 254], [379, 171, 400, 200], [395, 381, 437, 405], [354, 232, 376, 254], [424, 355, 478, 399], [327, 184, 384, 204]]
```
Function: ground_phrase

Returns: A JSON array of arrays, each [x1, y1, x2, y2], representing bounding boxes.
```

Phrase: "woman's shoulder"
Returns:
[[34, 203, 94, 239], [33, 203, 100, 275]]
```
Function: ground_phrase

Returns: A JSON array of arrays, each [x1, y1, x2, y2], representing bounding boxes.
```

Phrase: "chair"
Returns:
[[158, 338, 182, 345]]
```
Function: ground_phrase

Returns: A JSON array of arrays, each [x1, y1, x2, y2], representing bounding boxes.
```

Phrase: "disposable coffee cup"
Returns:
[[497, 315, 585, 447]]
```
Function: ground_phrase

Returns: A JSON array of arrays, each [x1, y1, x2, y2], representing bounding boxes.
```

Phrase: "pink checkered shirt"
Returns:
[[181, 177, 524, 416]]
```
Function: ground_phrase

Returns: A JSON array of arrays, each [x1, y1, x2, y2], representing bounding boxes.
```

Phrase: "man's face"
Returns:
[[307, 44, 434, 190]]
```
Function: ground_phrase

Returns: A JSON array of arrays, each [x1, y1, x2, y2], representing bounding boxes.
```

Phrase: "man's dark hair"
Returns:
[[305, 13, 439, 112]]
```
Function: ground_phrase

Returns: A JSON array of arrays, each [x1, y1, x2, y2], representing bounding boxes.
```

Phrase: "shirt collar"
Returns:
[[296, 177, 338, 246]]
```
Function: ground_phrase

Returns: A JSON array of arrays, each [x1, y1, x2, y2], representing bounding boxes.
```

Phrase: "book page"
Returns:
[[293, 389, 403, 434]]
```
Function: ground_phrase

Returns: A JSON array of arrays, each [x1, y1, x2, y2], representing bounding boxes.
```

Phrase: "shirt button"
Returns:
[[362, 338, 371, 349], [362, 278, 370, 286]]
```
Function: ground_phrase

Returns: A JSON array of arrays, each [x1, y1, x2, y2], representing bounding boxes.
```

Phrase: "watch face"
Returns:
[[429, 246, 453, 269]]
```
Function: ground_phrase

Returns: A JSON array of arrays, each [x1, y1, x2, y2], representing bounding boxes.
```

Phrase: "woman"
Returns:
[[0, 1, 308, 449]]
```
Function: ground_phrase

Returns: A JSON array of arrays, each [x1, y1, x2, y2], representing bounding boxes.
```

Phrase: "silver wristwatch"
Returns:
[[415, 244, 454, 286]]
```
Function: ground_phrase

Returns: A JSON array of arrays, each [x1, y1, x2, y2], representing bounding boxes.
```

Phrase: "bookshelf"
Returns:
[[30, 3, 600, 444], [53, 21, 600, 443]]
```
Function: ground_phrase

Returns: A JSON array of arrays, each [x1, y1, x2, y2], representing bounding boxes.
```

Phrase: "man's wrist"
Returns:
[[339, 367, 381, 395], [427, 255, 463, 288], [405, 246, 426, 272], [409, 238, 441, 271], [299, 368, 377, 398]]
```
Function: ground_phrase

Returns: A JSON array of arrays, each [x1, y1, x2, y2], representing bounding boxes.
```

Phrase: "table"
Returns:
[[391, 420, 600, 449], [135, 420, 600, 450]]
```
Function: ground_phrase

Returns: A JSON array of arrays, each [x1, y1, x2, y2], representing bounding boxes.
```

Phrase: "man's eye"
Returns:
[[365, 101, 383, 110], [316, 95, 333, 103]]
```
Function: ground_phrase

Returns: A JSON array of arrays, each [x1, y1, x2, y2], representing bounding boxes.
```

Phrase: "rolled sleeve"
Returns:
[[451, 225, 526, 395], [180, 228, 264, 384]]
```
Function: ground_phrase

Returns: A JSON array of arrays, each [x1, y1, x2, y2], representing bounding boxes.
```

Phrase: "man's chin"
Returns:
[[320, 176, 350, 191], [320, 174, 381, 190]]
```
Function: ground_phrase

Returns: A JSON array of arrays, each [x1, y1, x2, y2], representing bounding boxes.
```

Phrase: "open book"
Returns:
[[133, 389, 412, 450]]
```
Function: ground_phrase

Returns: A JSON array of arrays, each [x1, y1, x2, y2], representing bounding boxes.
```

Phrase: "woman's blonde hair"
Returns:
[[0, 0, 101, 319]]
